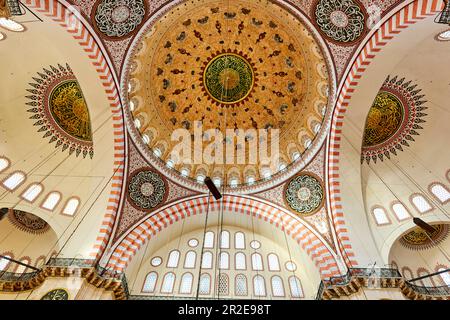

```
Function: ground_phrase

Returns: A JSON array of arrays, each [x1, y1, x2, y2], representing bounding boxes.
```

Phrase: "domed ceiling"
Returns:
[[125, 0, 333, 189]]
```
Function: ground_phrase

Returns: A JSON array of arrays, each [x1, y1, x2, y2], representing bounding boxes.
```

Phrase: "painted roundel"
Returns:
[[314, 0, 366, 43], [7, 209, 50, 234], [285, 173, 324, 216], [399, 224, 448, 250], [128, 169, 167, 210], [94, 0, 146, 39], [40, 289, 69, 300], [362, 76, 428, 164], [26, 64, 94, 158], [201, 52, 256, 106]]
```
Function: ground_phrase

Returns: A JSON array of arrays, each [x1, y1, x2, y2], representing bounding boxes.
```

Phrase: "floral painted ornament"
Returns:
[[26, 63, 94, 158], [285, 174, 324, 216], [362, 75, 427, 164], [128, 169, 166, 210]]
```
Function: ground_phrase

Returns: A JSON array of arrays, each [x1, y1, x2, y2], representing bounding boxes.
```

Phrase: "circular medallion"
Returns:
[[315, 0, 365, 43], [151, 256, 162, 267], [188, 239, 199, 247], [285, 174, 324, 215], [202, 53, 255, 105], [40, 289, 69, 300], [399, 224, 448, 250], [285, 261, 297, 271], [128, 169, 166, 210], [250, 240, 261, 249], [362, 76, 428, 164], [94, 0, 146, 39]]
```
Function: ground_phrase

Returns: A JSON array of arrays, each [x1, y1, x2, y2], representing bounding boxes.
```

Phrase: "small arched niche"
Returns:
[[0, 208, 59, 272]]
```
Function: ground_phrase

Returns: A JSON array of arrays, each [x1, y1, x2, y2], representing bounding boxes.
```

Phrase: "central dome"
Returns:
[[126, 0, 331, 189]]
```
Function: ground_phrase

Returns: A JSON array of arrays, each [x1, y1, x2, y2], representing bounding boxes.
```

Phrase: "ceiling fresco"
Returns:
[[125, 0, 332, 189]]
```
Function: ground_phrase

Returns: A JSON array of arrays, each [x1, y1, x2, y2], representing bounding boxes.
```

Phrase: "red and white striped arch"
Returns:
[[23, 0, 127, 260], [107, 195, 341, 278], [326, 0, 443, 267]]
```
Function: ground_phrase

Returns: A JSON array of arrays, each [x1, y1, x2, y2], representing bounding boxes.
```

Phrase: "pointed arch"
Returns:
[[106, 195, 340, 278]]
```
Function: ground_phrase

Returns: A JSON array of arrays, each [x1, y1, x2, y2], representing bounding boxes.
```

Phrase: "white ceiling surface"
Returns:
[[336, 14, 450, 266], [0, 11, 116, 259]]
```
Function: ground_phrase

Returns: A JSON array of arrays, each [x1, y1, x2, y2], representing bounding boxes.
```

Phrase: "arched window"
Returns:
[[251, 253, 263, 271], [372, 207, 390, 225], [0, 255, 11, 271], [229, 178, 239, 188], [417, 269, 433, 287], [429, 183, 450, 204], [153, 148, 162, 158], [14, 258, 30, 274], [235, 232, 245, 249], [166, 159, 174, 168], [41, 192, 62, 211], [2, 171, 26, 191], [253, 275, 266, 297], [201, 252, 213, 269], [219, 252, 229, 269], [213, 177, 221, 187], [401, 268, 413, 280], [142, 134, 150, 144], [438, 268, 450, 286], [0, 157, 10, 172], [268, 253, 280, 271], [161, 272, 175, 293], [21, 183, 43, 202], [271, 276, 285, 297], [392, 202, 411, 221], [235, 274, 248, 296], [410, 194, 432, 214], [289, 276, 304, 298], [134, 118, 141, 129], [196, 175, 205, 183], [291, 151, 300, 161], [220, 230, 230, 248], [217, 274, 229, 296], [199, 274, 211, 295], [179, 273, 193, 294], [303, 138, 312, 149], [204, 231, 214, 248], [142, 272, 158, 293], [235, 252, 246, 270], [313, 122, 321, 134], [184, 251, 196, 269], [180, 168, 189, 177], [246, 176, 256, 185], [0, 18, 25, 32], [167, 250, 180, 268], [261, 168, 271, 179], [62, 197, 80, 216]]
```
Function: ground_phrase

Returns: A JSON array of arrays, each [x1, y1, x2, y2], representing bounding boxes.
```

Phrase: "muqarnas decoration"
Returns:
[[26, 63, 94, 158]]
